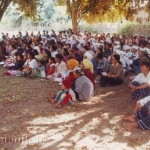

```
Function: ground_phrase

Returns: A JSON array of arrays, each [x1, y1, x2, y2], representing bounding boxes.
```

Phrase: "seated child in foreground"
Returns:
[[50, 79, 76, 108], [123, 95, 150, 130], [31, 59, 46, 78]]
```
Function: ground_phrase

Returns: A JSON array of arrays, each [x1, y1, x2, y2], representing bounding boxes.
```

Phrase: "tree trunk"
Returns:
[[0, 0, 12, 21], [72, 19, 78, 34]]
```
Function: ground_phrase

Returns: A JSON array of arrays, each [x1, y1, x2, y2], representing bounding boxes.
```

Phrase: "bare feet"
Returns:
[[122, 115, 137, 122], [123, 122, 138, 130], [55, 104, 61, 108]]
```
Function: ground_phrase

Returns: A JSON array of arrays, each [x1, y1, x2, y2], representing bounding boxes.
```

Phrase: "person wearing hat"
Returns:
[[50, 79, 76, 108], [72, 66, 94, 101], [81, 59, 95, 89]]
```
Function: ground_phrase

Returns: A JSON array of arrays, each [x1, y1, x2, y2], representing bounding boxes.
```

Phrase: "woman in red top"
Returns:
[[46, 57, 56, 78]]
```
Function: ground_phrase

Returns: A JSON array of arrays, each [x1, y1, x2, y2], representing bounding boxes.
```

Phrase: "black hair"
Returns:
[[97, 47, 103, 52], [55, 54, 63, 60], [44, 49, 51, 58], [24, 50, 30, 54], [83, 46, 89, 51], [97, 53, 103, 59], [17, 48, 24, 54], [28, 51, 35, 59], [51, 44, 57, 51], [86, 42, 90, 47], [33, 49, 39, 55], [68, 56, 74, 60], [141, 61, 150, 69], [38, 59, 45, 65], [63, 48, 69, 56], [113, 54, 122, 65], [39, 42, 43, 46], [11, 44, 16, 49], [49, 57, 56, 63], [49, 40, 56, 45], [67, 43, 71, 47], [18, 54, 24, 60]]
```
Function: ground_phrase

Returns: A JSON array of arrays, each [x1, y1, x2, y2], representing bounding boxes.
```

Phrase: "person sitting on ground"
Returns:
[[54, 54, 68, 79], [33, 49, 43, 61], [130, 61, 150, 101], [50, 44, 58, 57], [22, 51, 38, 77], [31, 59, 46, 78], [72, 66, 94, 101], [81, 59, 95, 90], [61, 48, 69, 63], [66, 57, 79, 83], [100, 54, 124, 87], [123, 95, 150, 130], [4, 44, 17, 69], [46, 57, 56, 78], [4, 54, 24, 76], [42, 49, 51, 64], [133, 51, 150, 75], [97, 53, 110, 87], [49, 79, 76, 108]]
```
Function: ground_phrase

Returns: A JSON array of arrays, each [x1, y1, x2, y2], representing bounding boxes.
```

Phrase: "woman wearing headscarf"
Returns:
[[81, 59, 95, 90], [66, 58, 79, 87], [72, 66, 94, 101]]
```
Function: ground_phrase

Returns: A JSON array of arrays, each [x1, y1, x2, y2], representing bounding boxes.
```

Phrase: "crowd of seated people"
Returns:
[[1, 30, 150, 130]]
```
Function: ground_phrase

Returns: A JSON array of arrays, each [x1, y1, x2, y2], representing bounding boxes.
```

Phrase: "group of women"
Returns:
[[0, 30, 150, 130]]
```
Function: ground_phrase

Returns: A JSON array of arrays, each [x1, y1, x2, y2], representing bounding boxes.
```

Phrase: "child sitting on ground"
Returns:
[[49, 79, 76, 108], [31, 59, 46, 78], [4, 54, 24, 76], [46, 57, 56, 79]]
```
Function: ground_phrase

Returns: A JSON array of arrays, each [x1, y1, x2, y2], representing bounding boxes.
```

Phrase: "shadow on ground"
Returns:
[[0, 67, 150, 150]]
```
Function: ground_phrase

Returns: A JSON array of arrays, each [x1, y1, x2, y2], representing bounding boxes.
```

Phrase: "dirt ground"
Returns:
[[0, 66, 150, 150]]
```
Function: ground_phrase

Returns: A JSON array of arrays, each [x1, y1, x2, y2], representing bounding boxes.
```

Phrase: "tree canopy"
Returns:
[[0, 0, 39, 21], [0, 0, 150, 33], [55, 0, 149, 33]]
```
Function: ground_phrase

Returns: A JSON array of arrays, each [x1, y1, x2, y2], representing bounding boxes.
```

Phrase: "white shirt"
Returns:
[[133, 72, 150, 85], [132, 51, 139, 60], [34, 46, 40, 53], [51, 51, 58, 57], [24, 59, 38, 69], [138, 96, 150, 107], [69, 89, 76, 101]]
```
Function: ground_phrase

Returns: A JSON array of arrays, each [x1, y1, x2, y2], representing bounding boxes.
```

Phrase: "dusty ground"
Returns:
[[0, 66, 150, 150]]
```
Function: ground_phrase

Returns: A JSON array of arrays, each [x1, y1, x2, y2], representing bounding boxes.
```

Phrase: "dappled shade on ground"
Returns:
[[0, 67, 150, 150]]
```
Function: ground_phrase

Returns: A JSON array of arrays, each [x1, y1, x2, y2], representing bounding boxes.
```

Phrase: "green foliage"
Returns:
[[119, 22, 132, 35]]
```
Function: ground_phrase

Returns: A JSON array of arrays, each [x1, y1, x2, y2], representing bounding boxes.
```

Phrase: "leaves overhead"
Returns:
[[12, 0, 39, 20], [55, 0, 149, 24]]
